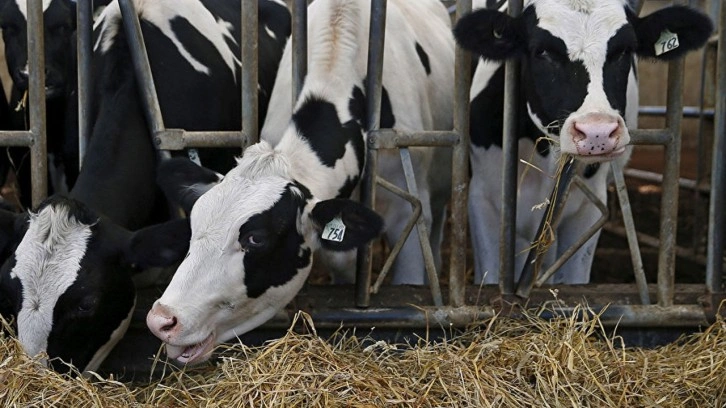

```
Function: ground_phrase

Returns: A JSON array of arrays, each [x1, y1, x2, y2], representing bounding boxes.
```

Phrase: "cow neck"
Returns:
[[68, 78, 159, 230]]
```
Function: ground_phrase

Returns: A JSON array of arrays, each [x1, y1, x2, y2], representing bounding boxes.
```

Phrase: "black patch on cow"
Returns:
[[240, 186, 310, 298], [293, 95, 362, 168], [582, 163, 601, 179], [415, 42, 431, 75], [603, 25, 637, 117], [352, 80, 396, 131], [38, 195, 99, 227]]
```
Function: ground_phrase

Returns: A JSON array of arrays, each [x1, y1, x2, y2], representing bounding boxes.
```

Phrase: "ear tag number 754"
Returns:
[[323, 216, 346, 242]]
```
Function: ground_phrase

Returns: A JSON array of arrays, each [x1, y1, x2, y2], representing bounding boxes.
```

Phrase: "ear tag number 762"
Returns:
[[655, 30, 679, 56], [323, 216, 346, 242]]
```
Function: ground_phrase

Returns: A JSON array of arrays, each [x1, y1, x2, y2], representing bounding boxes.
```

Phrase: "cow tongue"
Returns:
[[165, 333, 215, 364]]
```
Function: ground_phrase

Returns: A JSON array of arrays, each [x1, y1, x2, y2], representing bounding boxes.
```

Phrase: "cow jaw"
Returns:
[[165, 332, 215, 364]]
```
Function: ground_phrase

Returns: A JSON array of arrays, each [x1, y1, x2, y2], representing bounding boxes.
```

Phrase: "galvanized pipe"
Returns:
[[118, 0, 171, 161], [500, 0, 523, 295], [367, 129, 460, 149], [291, 0, 307, 106], [241, 0, 258, 146], [77, 0, 93, 169], [629, 129, 672, 145], [0, 131, 34, 147], [356, 0, 386, 308], [28, 0, 47, 208], [155, 130, 251, 150], [450, 0, 472, 307], [707, 0, 726, 294], [657, 55, 685, 307]]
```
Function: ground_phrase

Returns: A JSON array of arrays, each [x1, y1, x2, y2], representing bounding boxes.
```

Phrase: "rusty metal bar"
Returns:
[[356, 0, 386, 308], [241, 0, 259, 146], [77, 0, 93, 169], [0, 131, 34, 147], [657, 55, 685, 307], [707, 0, 726, 294], [450, 0, 472, 308], [291, 0, 307, 106], [28, 0, 47, 208], [500, 0, 523, 295], [118, 0, 171, 161], [367, 130, 459, 149]]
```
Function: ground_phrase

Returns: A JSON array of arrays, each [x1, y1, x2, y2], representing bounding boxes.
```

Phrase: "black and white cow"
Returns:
[[454, 0, 712, 284], [0, 0, 290, 373], [145, 0, 454, 364], [0, 0, 82, 206]]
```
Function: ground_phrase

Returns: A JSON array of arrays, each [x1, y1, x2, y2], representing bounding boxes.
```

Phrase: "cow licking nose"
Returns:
[[566, 112, 626, 160]]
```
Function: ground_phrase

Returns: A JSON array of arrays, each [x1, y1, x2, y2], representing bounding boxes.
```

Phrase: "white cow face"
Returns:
[[148, 148, 382, 364], [454, 0, 713, 162]]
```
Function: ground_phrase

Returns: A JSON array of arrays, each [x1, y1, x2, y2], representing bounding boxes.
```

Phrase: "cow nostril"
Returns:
[[160, 316, 177, 332]]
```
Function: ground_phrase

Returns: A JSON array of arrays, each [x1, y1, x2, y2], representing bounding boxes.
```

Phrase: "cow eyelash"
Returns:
[[239, 230, 268, 251]]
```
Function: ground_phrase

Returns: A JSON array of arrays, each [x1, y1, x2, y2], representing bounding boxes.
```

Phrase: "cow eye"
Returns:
[[240, 230, 268, 251], [534, 48, 563, 62], [77, 297, 96, 313]]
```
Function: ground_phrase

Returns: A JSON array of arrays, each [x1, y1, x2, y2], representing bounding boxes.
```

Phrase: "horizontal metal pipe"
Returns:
[[0, 131, 35, 146], [603, 223, 708, 266], [623, 168, 710, 193], [155, 130, 248, 150], [638, 105, 715, 118], [367, 130, 460, 149], [629, 129, 672, 145]]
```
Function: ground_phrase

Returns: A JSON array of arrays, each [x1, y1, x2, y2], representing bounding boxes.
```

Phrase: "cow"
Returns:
[[0, 0, 291, 374], [453, 0, 712, 285], [0, 0, 82, 208], [145, 0, 454, 365]]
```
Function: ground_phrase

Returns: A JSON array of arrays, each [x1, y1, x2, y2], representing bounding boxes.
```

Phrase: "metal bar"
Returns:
[[623, 168, 710, 193], [241, 0, 258, 146], [611, 162, 650, 305], [629, 129, 672, 145], [356, 0, 386, 308], [500, 0, 523, 295], [515, 157, 576, 297], [604, 224, 708, 266], [28, 0, 47, 208], [117, 0, 171, 161], [367, 130, 460, 149], [707, 0, 726, 294], [291, 0, 307, 106], [155, 130, 248, 150], [0, 131, 35, 147], [534, 176, 609, 286], [77, 0, 93, 169], [638, 106, 714, 118], [657, 56, 685, 307], [450, 0, 472, 308]]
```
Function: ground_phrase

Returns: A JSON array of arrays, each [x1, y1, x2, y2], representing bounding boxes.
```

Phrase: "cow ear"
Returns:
[[156, 158, 222, 215], [124, 218, 191, 269], [634, 5, 713, 61], [453, 9, 525, 60], [309, 199, 383, 251]]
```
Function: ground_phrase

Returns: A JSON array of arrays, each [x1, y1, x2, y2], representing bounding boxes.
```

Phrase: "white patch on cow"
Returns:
[[264, 25, 276, 40], [13, 206, 92, 360], [94, 0, 240, 79], [469, 58, 502, 102], [83, 298, 135, 374], [14, 0, 53, 20]]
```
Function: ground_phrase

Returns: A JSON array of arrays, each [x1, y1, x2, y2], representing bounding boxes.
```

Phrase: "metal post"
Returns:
[[77, 0, 93, 169], [657, 57, 685, 307], [118, 0, 170, 160], [707, 0, 725, 294], [291, 0, 307, 107], [28, 0, 47, 208], [241, 0, 258, 146], [450, 0, 472, 307], [356, 0, 386, 308], [500, 0, 523, 295]]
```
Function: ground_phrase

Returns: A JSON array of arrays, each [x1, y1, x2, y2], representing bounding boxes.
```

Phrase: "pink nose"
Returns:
[[146, 303, 180, 340], [571, 114, 621, 156]]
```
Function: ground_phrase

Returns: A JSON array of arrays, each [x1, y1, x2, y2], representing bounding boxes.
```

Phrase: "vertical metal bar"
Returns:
[[657, 57, 685, 307], [291, 0, 307, 107], [693, 47, 709, 254], [707, 0, 725, 294], [500, 0, 523, 295], [450, 0, 472, 307], [118, 0, 170, 160], [76, 0, 92, 169], [28, 0, 47, 208], [356, 0, 386, 308], [241, 0, 258, 146]]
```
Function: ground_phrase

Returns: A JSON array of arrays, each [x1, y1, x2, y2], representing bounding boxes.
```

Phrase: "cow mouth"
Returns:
[[578, 145, 627, 162], [165, 333, 215, 364]]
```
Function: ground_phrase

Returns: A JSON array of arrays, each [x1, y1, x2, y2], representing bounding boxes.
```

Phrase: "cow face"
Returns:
[[454, 0, 712, 162], [0, 196, 189, 373], [0, 0, 76, 98], [147, 152, 383, 364]]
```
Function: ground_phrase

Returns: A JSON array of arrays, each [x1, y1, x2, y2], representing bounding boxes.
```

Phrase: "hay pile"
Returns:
[[1, 306, 725, 407]]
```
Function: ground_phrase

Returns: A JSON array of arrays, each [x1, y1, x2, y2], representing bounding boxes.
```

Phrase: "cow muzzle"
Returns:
[[562, 112, 628, 162], [146, 302, 216, 364]]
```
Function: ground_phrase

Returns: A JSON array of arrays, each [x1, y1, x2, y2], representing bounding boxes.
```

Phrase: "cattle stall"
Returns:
[[0, 0, 723, 378]]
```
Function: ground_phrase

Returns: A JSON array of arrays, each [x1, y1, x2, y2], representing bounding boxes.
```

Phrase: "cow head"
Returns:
[[0, 0, 76, 98], [0, 196, 189, 373], [454, 0, 712, 162], [146, 151, 383, 364]]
